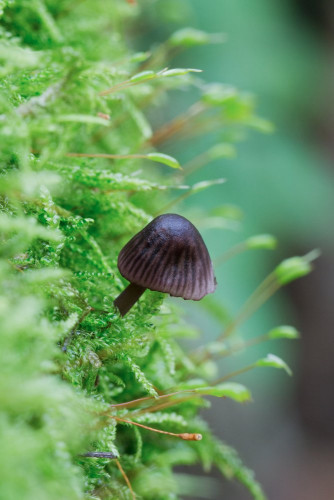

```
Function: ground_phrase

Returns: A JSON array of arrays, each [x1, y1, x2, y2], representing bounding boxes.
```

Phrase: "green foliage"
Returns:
[[245, 234, 278, 250], [168, 27, 226, 48], [255, 354, 292, 376], [274, 253, 317, 285], [193, 382, 252, 402], [145, 152, 181, 169], [0, 1, 315, 499], [268, 325, 300, 340]]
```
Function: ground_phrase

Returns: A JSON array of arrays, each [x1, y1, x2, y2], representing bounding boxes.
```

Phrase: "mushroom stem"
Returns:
[[114, 282, 146, 316]]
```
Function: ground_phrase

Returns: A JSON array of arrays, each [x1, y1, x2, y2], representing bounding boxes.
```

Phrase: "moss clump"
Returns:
[[0, 1, 309, 499]]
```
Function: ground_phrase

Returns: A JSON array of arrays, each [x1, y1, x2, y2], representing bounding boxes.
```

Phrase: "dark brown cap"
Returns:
[[117, 213, 216, 300]]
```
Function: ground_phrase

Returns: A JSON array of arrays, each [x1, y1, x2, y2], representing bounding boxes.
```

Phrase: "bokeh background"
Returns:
[[133, 1, 334, 498]]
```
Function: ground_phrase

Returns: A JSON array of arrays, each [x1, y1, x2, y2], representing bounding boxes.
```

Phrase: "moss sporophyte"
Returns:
[[114, 213, 217, 316]]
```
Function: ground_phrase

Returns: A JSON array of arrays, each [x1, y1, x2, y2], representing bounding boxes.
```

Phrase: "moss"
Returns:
[[0, 1, 308, 499]]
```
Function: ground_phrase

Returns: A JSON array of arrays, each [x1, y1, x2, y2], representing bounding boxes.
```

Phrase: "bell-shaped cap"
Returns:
[[117, 213, 216, 300]]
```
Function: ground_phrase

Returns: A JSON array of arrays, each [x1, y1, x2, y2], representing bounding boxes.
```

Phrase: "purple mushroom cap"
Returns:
[[117, 213, 217, 300]]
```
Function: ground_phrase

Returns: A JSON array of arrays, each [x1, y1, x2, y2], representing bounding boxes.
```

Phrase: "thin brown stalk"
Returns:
[[112, 416, 202, 441], [133, 395, 201, 415], [99, 77, 156, 97], [110, 391, 185, 409], [213, 364, 254, 385], [115, 459, 135, 500], [150, 102, 205, 146], [66, 152, 146, 160]]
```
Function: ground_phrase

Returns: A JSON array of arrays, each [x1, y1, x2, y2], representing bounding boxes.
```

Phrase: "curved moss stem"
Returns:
[[114, 282, 146, 316]]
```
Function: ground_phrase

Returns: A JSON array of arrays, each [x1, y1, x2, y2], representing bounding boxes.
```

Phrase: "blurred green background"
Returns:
[[134, 0, 334, 498]]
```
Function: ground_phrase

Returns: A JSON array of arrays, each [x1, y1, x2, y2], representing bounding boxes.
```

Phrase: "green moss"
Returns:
[[0, 1, 310, 499]]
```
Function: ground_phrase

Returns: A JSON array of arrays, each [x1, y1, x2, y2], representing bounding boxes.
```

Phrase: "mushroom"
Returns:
[[114, 213, 216, 316]]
